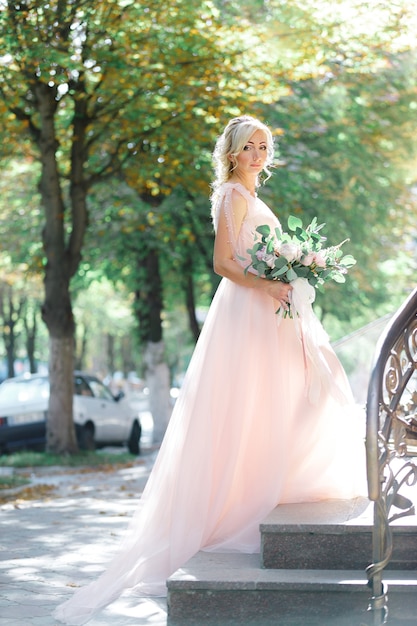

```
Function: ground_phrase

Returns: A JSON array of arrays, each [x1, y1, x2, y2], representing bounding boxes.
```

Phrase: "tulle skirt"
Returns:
[[54, 278, 366, 625]]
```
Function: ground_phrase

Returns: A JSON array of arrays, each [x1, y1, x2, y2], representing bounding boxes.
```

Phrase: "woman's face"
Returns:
[[233, 129, 268, 177]]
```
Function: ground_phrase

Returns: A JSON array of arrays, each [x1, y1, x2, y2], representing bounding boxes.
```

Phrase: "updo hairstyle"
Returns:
[[211, 115, 274, 203]]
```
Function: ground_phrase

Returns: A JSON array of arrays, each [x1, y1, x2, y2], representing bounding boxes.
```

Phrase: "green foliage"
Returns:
[[0, 449, 137, 468], [0, 159, 43, 271], [0, 0, 416, 359], [261, 48, 417, 324]]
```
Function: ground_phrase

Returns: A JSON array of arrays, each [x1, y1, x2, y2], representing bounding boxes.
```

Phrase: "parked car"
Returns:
[[0, 371, 142, 455]]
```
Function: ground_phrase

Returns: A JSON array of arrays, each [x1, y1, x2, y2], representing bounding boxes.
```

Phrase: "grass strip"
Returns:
[[0, 474, 30, 490], [0, 450, 137, 469]]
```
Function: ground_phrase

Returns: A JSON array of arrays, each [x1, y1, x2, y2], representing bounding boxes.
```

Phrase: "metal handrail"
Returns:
[[365, 286, 417, 623]]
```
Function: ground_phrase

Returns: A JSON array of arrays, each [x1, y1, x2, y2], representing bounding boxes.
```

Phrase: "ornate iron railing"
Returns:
[[366, 286, 417, 624]]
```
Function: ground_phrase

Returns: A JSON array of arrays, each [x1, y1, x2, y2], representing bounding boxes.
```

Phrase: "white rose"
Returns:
[[256, 247, 276, 268], [278, 242, 302, 263], [264, 253, 276, 268]]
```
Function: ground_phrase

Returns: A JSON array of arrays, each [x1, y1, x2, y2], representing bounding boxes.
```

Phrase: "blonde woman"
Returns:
[[55, 116, 365, 625]]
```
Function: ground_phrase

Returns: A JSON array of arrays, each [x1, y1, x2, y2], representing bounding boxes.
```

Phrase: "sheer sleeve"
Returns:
[[211, 182, 277, 273], [212, 184, 250, 261]]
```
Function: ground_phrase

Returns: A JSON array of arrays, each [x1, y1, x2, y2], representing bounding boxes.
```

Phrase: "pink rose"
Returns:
[[256, 247, 276, 268], [300, 252, 315, 266], [314, 251, 327, 268]]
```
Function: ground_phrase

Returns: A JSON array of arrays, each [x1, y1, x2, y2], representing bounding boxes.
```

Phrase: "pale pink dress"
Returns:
[[55, 182, 366, 625]]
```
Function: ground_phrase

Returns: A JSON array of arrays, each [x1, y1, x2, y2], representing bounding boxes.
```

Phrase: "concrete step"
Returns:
[[167, 552, 417, 625], [260, 497, 417, 570]]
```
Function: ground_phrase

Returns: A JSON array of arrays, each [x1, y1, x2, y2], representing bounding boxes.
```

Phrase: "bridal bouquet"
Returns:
[[246, 215, 356, 289], [246, 215, 356, 404]]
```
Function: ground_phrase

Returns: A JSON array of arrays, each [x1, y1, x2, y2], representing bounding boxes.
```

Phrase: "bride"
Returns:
[[55, 115, 366, 625]]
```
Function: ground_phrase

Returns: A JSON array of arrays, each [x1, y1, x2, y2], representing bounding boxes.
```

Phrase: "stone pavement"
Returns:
[[1, 443, 417, 626], [0, 447, 169, 626]]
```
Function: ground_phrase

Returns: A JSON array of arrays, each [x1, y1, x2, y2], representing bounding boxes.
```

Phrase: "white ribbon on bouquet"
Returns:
[[277, 277, 350, 405]]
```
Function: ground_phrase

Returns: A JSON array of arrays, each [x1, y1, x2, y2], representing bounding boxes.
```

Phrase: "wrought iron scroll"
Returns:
[[366, 286, 417, 624]]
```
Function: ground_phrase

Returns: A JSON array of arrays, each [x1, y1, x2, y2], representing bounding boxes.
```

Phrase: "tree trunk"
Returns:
[[23, 300, 38, 373], [134, 245, 172, 442], [75, 323, 88, 371], [106, 333, 116, 377], [5, 326, 15, 379], [33, 80, 87, 454], [0, 288, 22, 379], [184, 270, 200, 342], [47, 335, 78, 453], [42, 268, 77, 453], [3, 300, 16, 379], [144, 340, 172, 444], [136, 247, 163, 344]]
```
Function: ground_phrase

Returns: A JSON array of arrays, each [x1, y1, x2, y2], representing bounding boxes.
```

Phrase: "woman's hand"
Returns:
[[263, 280, 292, 311]]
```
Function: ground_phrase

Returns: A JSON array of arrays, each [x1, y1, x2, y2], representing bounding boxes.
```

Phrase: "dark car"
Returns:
[[0, 371, 141, 455]]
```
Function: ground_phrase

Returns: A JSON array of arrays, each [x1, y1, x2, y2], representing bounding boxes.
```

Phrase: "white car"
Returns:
[[0, 371, 142, 455]]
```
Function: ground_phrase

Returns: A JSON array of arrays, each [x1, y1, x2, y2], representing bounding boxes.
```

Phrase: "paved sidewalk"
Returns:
[[2, 446, 417, 626], [0, 448, 169, 626]]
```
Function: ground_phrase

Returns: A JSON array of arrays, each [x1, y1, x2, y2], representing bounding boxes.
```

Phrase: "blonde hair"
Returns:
[[211, 115, 274, 205]]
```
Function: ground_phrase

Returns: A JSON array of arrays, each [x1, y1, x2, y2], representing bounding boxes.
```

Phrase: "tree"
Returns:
[[0, 0, 284, 451], [1, 0, 416, 451], [263, 48, 417, 328], [0, 282, 23, 378], [0, 159, 47, 375], [0, 255, 44, 377]]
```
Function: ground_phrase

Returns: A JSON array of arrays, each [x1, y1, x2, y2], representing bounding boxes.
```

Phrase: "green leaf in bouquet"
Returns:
[[256, 225, 271, 237], [273, 256, 288, 270], [286, 267, 298, 281], [332, 272, 346, 283], [340, 254, 356, 267], [314, 221, 326, 233], [310, 232, 323, 245], [309, 276, 319, 287], [319, 268, 333, 280], [255, 261, 269, 274], [287, 215, 303, 232], [294, 227, 308, 242], [266, 239, 275, 254], [295, 266, 310, 278], [271, 264, 288, 278], [247, 242, 262, 255]]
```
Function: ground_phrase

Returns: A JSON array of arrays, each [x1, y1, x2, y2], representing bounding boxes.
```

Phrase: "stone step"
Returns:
[[167, 552, 417, 625], [260, 497, 417, 570]]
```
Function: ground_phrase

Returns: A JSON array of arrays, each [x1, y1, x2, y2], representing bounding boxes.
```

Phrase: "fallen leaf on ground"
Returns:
[[0, 483, 57, 505]]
